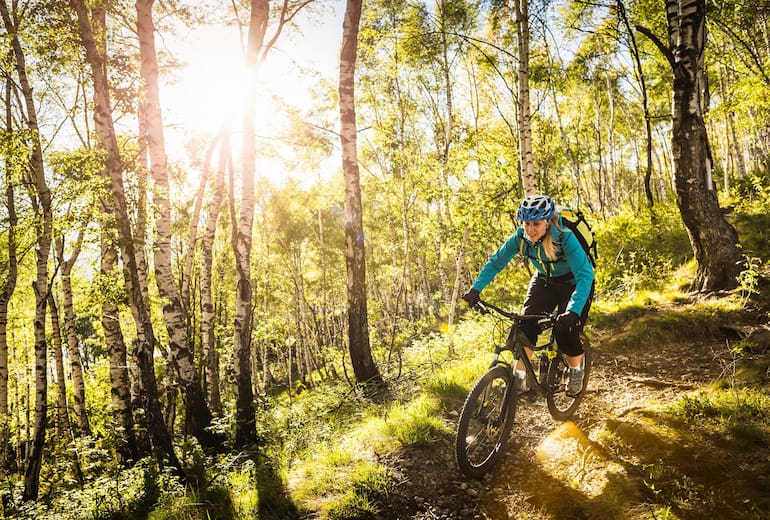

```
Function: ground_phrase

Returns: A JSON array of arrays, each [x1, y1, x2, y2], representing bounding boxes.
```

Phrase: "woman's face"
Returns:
[[523, 219, 549, 242]]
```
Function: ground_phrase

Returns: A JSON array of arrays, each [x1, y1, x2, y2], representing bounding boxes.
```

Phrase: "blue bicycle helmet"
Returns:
[[516, 195, 555, 221]]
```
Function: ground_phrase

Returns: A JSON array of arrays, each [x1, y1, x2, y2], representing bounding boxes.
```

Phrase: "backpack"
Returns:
[[557, 207, 597, 267], [518, 207, 597, 267]]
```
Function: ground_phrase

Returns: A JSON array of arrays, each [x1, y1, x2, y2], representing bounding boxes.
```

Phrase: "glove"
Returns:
[[462, 288, 481, 309], [555, 311, 580, 332]]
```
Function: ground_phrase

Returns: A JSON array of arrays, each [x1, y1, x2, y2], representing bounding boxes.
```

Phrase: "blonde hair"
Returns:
[[541, 214, 563, 262]]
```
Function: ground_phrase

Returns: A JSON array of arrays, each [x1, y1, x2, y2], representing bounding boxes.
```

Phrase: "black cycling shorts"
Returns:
[[518, 274, 594, 357]]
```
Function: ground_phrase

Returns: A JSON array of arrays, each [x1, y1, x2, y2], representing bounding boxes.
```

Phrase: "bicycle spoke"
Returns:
[[455, 366, 517, 478], [456, 305, 591, 477], [546, 348, 591, 421]]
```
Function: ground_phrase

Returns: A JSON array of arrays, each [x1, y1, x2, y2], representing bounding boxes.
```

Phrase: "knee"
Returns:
[[553, 319, 572, 336], [554, 329, 583, 357]]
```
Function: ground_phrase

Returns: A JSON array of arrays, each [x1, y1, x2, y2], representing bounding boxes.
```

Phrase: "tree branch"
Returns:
[[709, 17, 770, 87], [636, 24, 675, 69]]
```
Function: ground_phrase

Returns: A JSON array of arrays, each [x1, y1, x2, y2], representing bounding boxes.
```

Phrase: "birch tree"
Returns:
[[514, 0, 536, 195], [0, 0, 54, 501], [638, 0, 742, 291], [67, 0, 180, 471], [232, 0, 314, 446], [340, 0, 384, 388], [200, 128, 230, 416], [55, 232, 90, 436], [0, 79, 19, 509], [135, 0, 216, 447], [100, 231, 141, 462], [48, 292, 70, 441]]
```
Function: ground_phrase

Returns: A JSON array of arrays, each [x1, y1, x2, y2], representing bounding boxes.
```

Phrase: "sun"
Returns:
[[163, 26, 283, 141], [160, 21, 337, 187]]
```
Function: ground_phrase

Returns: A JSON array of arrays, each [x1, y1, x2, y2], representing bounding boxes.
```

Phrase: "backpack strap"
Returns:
[[519, 238, 533, 277], [520, 237, 555, 280]]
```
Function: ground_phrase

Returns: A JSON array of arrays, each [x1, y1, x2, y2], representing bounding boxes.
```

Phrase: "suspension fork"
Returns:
[[505, 322, 534, 373]]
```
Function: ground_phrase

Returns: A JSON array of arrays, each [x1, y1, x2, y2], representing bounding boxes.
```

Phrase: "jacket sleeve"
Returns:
[[471, 230, 523, 292], [561, 231, 595, 315]]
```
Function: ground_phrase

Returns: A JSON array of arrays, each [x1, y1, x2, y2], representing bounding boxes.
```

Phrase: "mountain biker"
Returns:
[[462, 194, 595, 397]]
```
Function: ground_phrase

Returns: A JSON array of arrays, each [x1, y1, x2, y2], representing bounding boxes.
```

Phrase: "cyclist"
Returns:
[[462, 194, 595, 397]]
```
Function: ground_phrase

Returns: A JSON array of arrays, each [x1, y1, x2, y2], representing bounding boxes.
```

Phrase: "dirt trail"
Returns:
[[378, 330, 769, 520]]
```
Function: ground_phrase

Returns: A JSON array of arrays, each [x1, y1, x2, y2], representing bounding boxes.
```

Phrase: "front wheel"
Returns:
[[546, 338, 591, 421], [455, 365, 517, 478]]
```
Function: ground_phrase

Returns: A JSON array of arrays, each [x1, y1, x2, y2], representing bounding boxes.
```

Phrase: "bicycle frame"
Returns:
[[455, 299, 591, 477], [477, 300, 556, 395]]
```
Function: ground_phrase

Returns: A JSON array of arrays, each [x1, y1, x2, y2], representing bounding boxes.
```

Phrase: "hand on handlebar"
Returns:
[[555, 311, 580, 332], [462, 288, 480, 309]]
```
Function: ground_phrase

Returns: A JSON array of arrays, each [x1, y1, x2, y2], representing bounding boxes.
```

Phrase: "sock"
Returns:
[[570, 367, 582, 373], [516, 369, 526, 380]]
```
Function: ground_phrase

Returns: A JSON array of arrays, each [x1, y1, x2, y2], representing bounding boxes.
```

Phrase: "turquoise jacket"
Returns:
[[471, 218, 595, 315]]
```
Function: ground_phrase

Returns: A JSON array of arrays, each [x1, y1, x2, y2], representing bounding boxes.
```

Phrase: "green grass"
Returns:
[[278, 318, 498, 518], [667, 388, 770, 427], [288, 445, 392, 520], [589, 283, 748, 350], [385, 396, 452, 447]]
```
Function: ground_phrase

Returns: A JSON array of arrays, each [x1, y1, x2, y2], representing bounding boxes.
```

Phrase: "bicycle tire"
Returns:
[[455, 365, 517, 478], [545, 340, 591, 421]]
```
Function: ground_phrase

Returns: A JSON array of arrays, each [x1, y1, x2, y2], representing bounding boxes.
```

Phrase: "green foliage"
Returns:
[[737, 256, 762, 305], [289, 445, 392, 520], [14, 458, 177, 520], [384, 396, 451, 448], [731, 181, 770, 261], [593, 203, 692, 298]]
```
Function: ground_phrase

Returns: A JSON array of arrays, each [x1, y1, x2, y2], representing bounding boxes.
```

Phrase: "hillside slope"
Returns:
[[374, 295, 770, 520]]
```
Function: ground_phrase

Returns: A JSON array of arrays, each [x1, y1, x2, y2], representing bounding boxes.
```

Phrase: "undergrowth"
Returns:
[[14, 203, 769, 520]]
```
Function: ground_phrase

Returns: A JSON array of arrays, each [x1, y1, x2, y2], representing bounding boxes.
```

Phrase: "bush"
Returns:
[[594, 203, 691, 298]]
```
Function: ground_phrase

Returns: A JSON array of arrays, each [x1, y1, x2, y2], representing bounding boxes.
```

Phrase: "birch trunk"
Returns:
[[640, 0, 742, 290], [135, 0, 215, 447], [182, 136, 218, 312], [100, 231, 141, 462], [340, 0, 384, 388], [232, 0, 269, 448], [200, 128, 229, 416], [48, 292, 86, 486], [0, 1, 54, 500], [606, 73, 618, 208], [68, 0, 180, 471], [56, 233, 90, 436], [135, 112, 151, 314], [514, 0, 536, 195], [48, 292, 70, 441], [446, 227, 468, 354], [0, 85, 18, 507], [617, 0, 654, 207], [666, 0, 742, 290]]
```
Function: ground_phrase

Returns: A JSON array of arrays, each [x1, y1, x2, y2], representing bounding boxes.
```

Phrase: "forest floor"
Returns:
[[372, 294, 770, 520]]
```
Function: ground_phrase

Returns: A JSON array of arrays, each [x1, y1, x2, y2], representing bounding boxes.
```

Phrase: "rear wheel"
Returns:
[[546, 336, 591, 421], [455, 365, 517, 478]]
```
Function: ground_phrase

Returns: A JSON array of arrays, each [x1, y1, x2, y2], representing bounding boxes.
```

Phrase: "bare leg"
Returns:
[[566, 354, 583, 369], [516, 347, 534, 372]]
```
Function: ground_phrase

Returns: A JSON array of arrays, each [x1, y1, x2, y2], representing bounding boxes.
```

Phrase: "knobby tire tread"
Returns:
[[455, 365, 517, 479], [545, 344, 591, 421]]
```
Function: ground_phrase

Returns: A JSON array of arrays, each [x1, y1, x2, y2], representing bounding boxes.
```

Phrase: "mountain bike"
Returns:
[[454, 298, 592, 478]]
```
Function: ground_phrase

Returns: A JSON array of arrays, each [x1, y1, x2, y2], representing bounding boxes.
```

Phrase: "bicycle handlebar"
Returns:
[[476, 299, 555, 326]]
